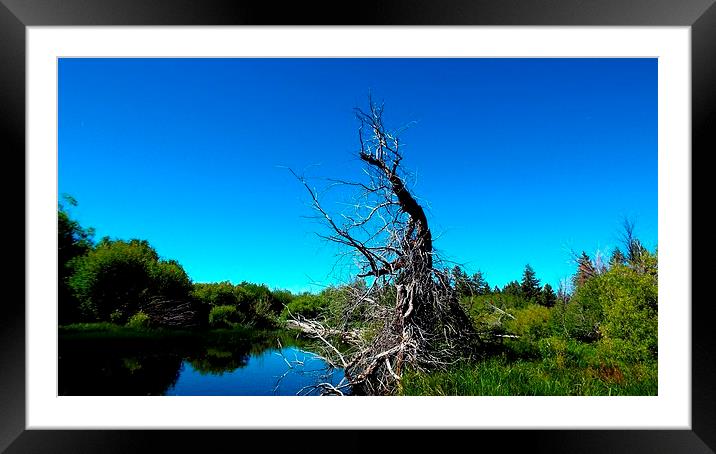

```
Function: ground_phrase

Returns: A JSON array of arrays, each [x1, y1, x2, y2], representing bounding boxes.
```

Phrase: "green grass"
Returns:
[[59, 322, 263, 341], [400, 355, 657, 396]]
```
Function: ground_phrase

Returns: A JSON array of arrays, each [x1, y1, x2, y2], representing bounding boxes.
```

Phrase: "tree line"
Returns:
[[59, 196, 320, 329]]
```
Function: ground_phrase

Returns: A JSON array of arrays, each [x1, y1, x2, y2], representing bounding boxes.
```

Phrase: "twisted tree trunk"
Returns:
[[291, 98, 478, 395]]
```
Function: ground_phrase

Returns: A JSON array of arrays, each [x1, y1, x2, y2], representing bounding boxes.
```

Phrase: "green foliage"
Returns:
[[538, 336, 598, 370], [208, 305, 241, 328], [109, 310, 123, 324], [449, 266, 491, 297], [558, 276, 604, 342], [520, 264, 541, 302], [474, 271, 490, 295], [192, 282, 239, 307], [191, 281, 289, 328], [150, 260, 193, 299], [68, 238, 192, 322], [58, 197, 95, 324], [595, 265, 658, 363], [502, 280, 521, 296], [504, 304, 551, 356], [609, 247, 626, 268], [463, 291, 529, 315], [126, 311, 151, 329], [556, 257, 657, 365], [539, 283, 557, 307], [280, 293, 327, 321]]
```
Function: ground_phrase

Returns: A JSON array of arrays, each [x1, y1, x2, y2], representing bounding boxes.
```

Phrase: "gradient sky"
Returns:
[[58, 58, 657, 293]]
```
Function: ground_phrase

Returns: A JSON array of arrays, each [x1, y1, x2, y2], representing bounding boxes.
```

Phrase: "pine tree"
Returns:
[[451, 265, 472, 297], [609, 247, 626, 268], [503, 280, 521, 295], [471, 270, 490, 295], [520, 264, 541, 302], [573, 251, 596, 287], [540, 283, 557, 307]]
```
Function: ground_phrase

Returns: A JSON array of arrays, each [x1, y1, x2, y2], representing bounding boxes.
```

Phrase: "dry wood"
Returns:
[[290, 97, 480, 395]]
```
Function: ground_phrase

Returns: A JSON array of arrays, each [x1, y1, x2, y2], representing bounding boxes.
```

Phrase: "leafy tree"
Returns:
[[68, 238, 192, 322], [280, 293, 327, 321], [191, 281, 288, 327], [58, 196, 95, 323], [504, 304, 552, 356], [191, 282, 237, 308], [520, 264, 541, 302], [595, 263, 657, 364]]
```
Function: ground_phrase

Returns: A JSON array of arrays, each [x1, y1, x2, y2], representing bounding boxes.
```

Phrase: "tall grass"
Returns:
[[400, 356, 657, 396]]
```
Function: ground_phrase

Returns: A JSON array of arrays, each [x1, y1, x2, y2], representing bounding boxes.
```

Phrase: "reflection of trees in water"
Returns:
[[59, 345, 183, 396], [58, 329, 312, 395], [186, 347, 250, 375], [185, 332, 303, 375]]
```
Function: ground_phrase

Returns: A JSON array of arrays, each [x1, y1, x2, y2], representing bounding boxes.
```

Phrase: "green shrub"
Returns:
[[126, 311, 151, 329], [192, 282, 237, 307], [280, 293, 326, 321], [208, 305, 241, 328], [58, 198, 95, 324], [192, 281, 289, 327], [597, 266, 657, 363], [504, 304, 551, 356], [538, 336, 598, 369], [560, 278, 604, 342], [560, 264, 657, 363], [69, 238, 192, 322], [109, 309, 123, 324]]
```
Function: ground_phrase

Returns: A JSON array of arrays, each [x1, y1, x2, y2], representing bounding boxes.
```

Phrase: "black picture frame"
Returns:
[[2, 0, 713, 452]]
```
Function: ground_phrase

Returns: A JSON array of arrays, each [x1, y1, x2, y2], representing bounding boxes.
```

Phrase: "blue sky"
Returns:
[[58, 58, 657, 293]]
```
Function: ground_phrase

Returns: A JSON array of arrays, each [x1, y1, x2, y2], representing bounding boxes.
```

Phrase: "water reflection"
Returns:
[[59, 330, 346, 396]]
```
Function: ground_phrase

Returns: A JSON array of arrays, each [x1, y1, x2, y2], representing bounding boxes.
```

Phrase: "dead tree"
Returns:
[[290, 98, 479, 395]]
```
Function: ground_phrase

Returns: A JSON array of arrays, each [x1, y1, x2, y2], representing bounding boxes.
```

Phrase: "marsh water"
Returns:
[[58, 328, 347, 396]]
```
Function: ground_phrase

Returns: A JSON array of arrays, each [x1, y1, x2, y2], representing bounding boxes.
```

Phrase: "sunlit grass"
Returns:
[[400, 355, 657, 396]]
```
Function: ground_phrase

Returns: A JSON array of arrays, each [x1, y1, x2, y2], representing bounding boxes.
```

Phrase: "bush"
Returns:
[[126, 311, 151, 329], [280, 293, 326, 321], [538, 336, 598, 369], [208, 305, 241, 328], [597, 266, 657, 363], [58, 199, 95, 324], [69, 238, 192, 322], [555, 262, 657, 364], [504, 304, 551, 356], [192, 282, 288, 327], [192, 282, 238, 307], [557, 277, 605, 342]]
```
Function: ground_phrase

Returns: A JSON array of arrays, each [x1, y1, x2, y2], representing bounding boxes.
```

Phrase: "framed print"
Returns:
[[3, 0, 714, 451]]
